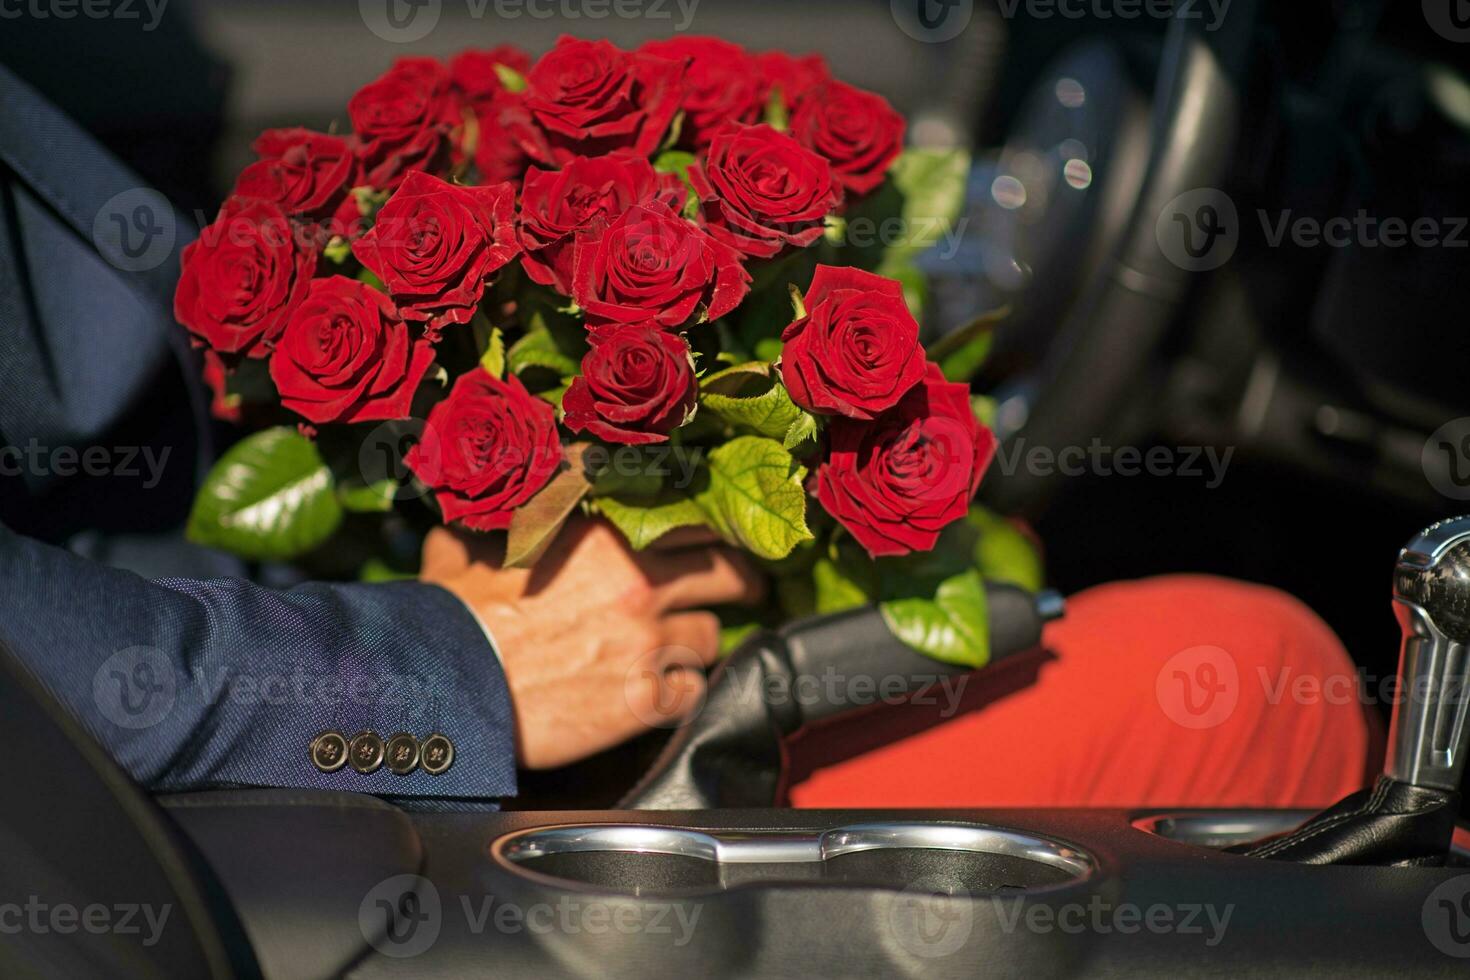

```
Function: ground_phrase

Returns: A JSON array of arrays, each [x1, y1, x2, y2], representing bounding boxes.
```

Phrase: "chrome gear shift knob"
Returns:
[[1386, 517, 1470, 791]]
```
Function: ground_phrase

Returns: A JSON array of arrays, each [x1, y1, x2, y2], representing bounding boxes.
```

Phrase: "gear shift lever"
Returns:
[[1239, 518, 1467, 865], [1386, 517, 1470, 791]]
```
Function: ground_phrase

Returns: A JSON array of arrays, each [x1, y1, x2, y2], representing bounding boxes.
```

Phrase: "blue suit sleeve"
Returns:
[[0, 524, 518, 802]]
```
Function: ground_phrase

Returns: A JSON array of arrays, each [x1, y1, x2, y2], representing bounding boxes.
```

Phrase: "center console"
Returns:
[[327, 804, 1465, 978]]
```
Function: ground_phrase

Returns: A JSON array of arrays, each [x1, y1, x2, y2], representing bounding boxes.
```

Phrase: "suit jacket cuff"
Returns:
[[155, 580, 518, 802]]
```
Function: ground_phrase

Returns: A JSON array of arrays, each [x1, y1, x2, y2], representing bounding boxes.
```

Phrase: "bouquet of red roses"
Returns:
[[177, 35, 1039, 666]]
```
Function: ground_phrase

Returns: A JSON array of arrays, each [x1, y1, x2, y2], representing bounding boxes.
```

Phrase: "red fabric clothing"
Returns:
[[787, 576, 1385, 809]]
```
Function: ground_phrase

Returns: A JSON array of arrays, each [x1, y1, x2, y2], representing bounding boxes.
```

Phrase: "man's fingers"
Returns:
[[660, 611, 722, 666], [645, 547, 765, 611], [622, 641, 710, 731]]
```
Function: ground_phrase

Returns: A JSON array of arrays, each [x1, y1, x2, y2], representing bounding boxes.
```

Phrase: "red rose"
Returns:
[[815, 364, 996, 558], [268, 276, 435, 425], [450, 46, 534, 183], [639, 36, 762, 148], [472, 97, 534, 184], [511, 36, 685, 166], [202, 351, 241, 423], [406, 371, 562, 531], [352, 170, 519, 336], [232, 128, 357, 218], [563, 324, 697, 445], [449, 46, 532, 107], [348, 57, 459, 190], [174, 197, 316, 358], [781, 266, 926, 419], [790, 81, 905, 196], [322, 192, 370, 243], [572, 200, 750, 329], [756, 50, 831, 109], [519, 154, 685, 295], [690, 123, 842, 259]]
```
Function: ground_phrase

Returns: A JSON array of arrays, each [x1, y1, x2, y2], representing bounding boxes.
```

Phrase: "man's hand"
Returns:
[[421, 518, 764, 769]]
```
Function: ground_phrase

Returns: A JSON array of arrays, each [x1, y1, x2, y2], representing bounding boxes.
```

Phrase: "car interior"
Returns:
[[4, 0, 1470, 976]]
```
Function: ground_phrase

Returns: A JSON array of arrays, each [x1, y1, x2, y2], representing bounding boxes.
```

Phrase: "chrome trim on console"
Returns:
[[492, 821, 1095, 887]]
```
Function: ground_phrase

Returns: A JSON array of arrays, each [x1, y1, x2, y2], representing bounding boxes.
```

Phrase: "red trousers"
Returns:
[[788, 576, 1385, 809]]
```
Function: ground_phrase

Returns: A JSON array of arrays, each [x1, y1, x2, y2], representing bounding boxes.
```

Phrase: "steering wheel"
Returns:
[[978, 1, 1260, 518]]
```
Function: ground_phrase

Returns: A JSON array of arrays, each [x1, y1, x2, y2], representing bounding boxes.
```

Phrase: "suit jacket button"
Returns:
[[420, 733, 455, 775], [309, 731, 348, 773], [384, 733, 420, 775], [349, 730, 385, 774]]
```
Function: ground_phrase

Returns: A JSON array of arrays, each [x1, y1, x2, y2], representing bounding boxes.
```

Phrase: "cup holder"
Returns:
[[491, 823, 1095, 896], [1133, 810, 1316, 850]]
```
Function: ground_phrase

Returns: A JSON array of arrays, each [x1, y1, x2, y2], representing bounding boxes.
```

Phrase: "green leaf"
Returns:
[[700, 362, 804, 441], [968, 506, 1045, 592], [653, 148, 697, 179], [323, 236, 353, 265], [753, 337, 784, 362], [493, 63, 528, 93], [659, 111, 685, 153], [928, 307, 1007, 383], [522, 289, 585, 338], [478, 324, 506, 378], [356, 266, 386, 292], [881, 567, 990, 669], [337, 475, 396, 513], [352, 186, 389, 222], [507, 327, 580, 378], [884, 148, 972, 264], [694, 436, 812, 560], [719, 619, 763, 655], [597, 491, 710, 551], [868, 519, 989, 667], [823, 214, 847, 246], [813, 553, 875, 614], [536, 383, 571, 413], [186, 427, 342, 561], [503, 445, 591, 568], [764, 84, 789, 131], [589, 451, 666, 499], [971, 395, 998, 429], [783, 410, 819, 452], [653, 148, 700, 218], [788, 282, 807, 319]]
